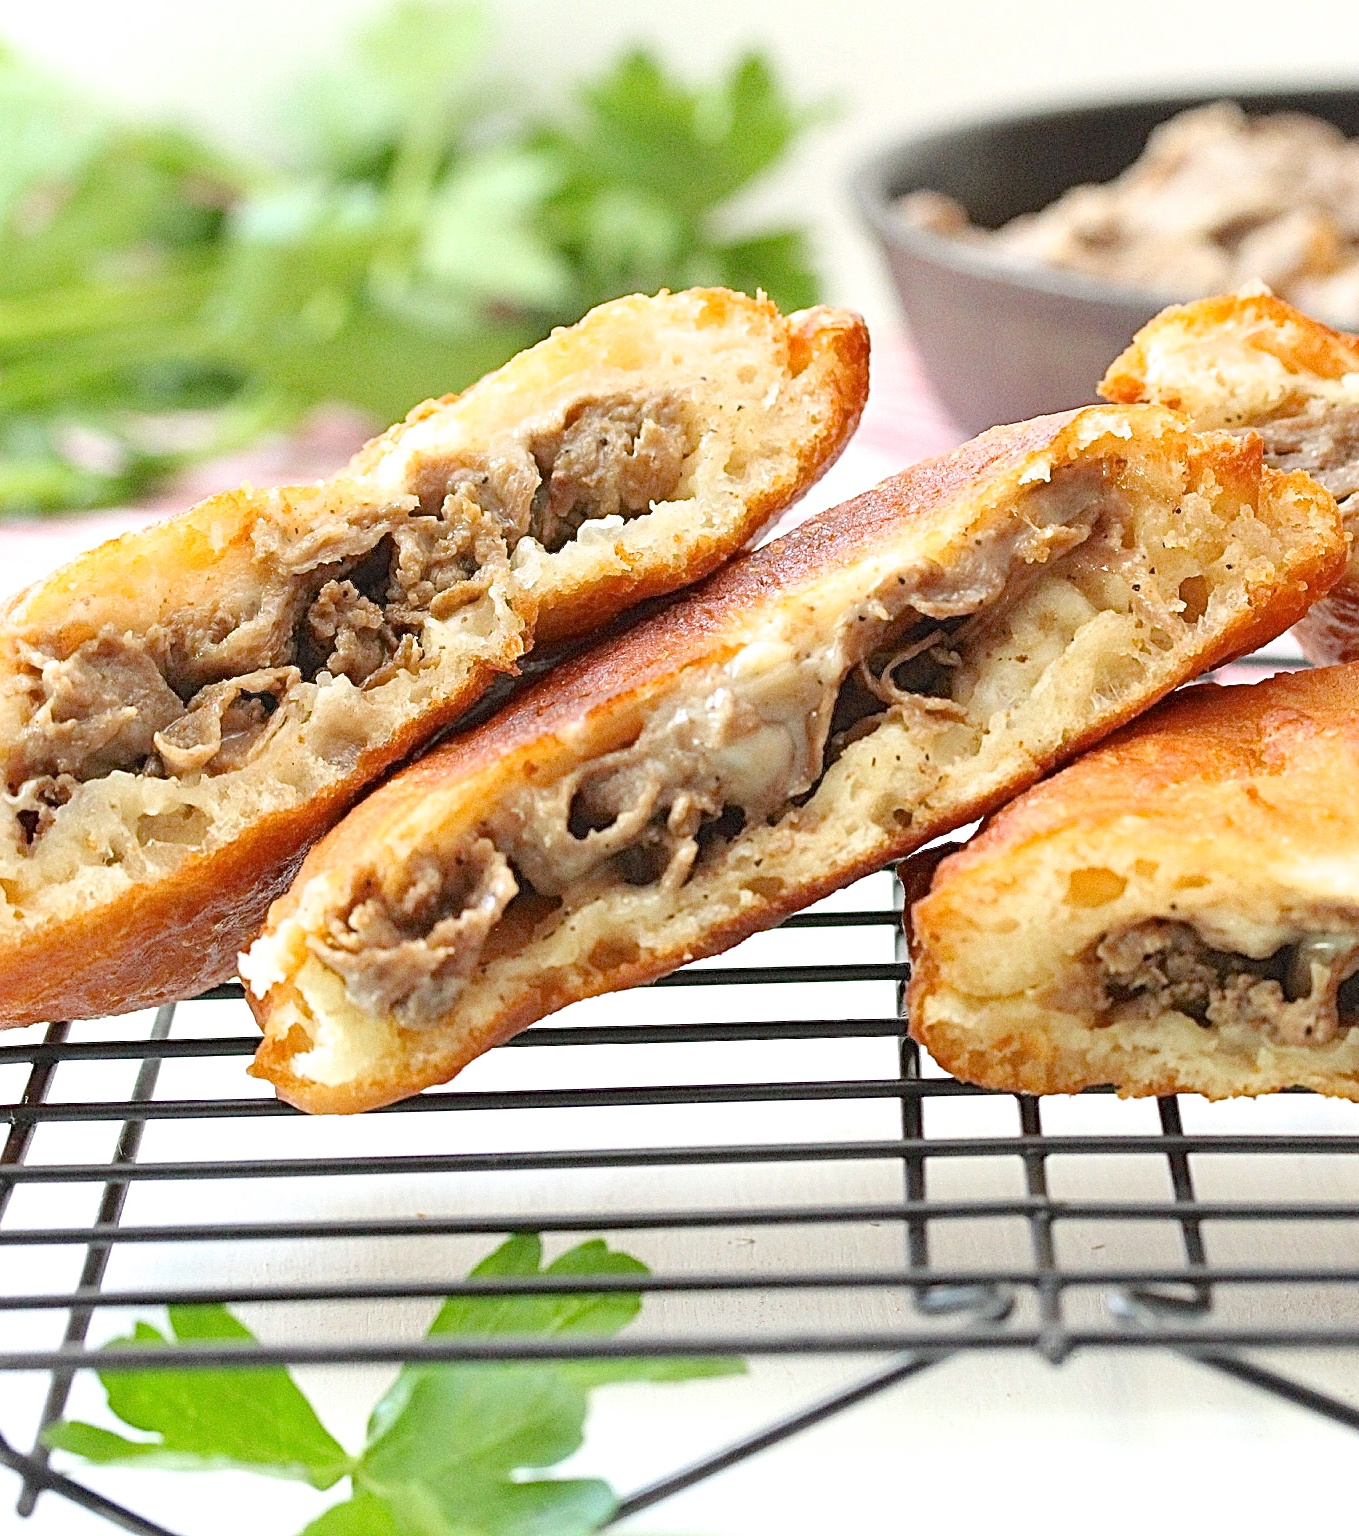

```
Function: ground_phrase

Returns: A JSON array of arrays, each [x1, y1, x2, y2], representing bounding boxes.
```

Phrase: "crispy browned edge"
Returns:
[[0, 294, 869, 1028], [506, 300, 868, 646], [1100, 289, 1359, 410], [906, 665, 1359, 1097], [1100, 288, 1359, 665], [248, 408, 1347, 1111]]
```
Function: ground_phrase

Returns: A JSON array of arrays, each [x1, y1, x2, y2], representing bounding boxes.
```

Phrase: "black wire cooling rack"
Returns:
[[3, 648, 1359, 1535]]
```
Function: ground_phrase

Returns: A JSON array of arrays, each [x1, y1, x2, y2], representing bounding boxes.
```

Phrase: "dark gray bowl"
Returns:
[[853, 87, 1359, 435]]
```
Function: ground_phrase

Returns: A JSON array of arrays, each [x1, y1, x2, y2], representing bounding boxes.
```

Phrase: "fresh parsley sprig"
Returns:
[[0, 1, 825, 516], [46, 1234, 743, 1536]]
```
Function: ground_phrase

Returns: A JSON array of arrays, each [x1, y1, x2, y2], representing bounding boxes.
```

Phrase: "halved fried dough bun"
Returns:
[[1101, 285, 1359, 663], [909, 665, 1359, 1100], [243, 404, 1344, 1113], [0, 288, 868, 1026]]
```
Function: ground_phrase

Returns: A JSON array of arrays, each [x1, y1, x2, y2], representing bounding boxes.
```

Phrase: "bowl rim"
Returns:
[[850, 81, 1359, 317]]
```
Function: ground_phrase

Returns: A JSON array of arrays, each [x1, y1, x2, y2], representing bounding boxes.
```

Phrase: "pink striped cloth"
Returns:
[[0, 331, 965, 598]]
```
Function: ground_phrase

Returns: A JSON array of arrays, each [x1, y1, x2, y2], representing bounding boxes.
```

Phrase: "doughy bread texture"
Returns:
[[0, 288, 868, 1027], [909, 664, 1359, 1100], [1101, 285, 1359, 663], [242, 402, 1344, 1112]]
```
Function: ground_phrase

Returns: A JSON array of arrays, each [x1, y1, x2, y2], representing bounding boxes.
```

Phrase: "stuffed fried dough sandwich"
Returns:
[[0, 288, 868, 1026], [242, 402, 1344, 1112], [909, 664, 1359, 1100], [1102, 285, 1359, 664]]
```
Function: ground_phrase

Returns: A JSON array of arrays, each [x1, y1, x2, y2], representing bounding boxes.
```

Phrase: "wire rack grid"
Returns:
[[3, 648, 1359, 1535]]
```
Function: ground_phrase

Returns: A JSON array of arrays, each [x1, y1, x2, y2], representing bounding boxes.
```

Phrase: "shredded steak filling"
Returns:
[[1097, 919, 1359, 1045], [310, 839, 518, 1026], [314, 614, 976, 1029], [151, 668, 301, 776], [4, 392, 693, 841], [530, 394, 692, 552], [487, 646, 843, 901], [319, 463, 1176, 1028], [1247, 401, 1359, 513]]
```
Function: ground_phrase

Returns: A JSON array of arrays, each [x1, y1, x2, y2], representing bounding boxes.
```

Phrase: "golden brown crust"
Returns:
[[246, 403, 1346, 1111], [1100, 287, 1359, 664], [917, 665, 1359, 884], [1100, 287, 1359, 409], [529, 300, 870, 645], [0, 288, 867, 1027], [909, 665, 1359, 1099]]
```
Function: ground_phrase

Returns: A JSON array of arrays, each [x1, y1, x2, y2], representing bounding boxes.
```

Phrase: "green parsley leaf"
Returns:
[[347, 1237, 637, 1532], [344, 1236, 741, 1535], [44, 1308, 352, 1489], [537, 46, 826, 318], [425, 1233, 645, 1339], [358, 1363, 613, 1528], [47, 1235, 745, 1536], [418, 148, 572, 313], [300, 1492, 402, 1535]]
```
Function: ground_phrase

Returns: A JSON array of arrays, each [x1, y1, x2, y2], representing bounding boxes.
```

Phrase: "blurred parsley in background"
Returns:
[[0, 0, 825, 516]]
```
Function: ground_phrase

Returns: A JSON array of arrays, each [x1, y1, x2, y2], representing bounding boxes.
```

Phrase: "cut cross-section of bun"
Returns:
[[1101, 285, 1359, 664], [0, 287, 868, 1026], [908, 664, 1359, 1099], [242, 403, 1344, 1112]]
